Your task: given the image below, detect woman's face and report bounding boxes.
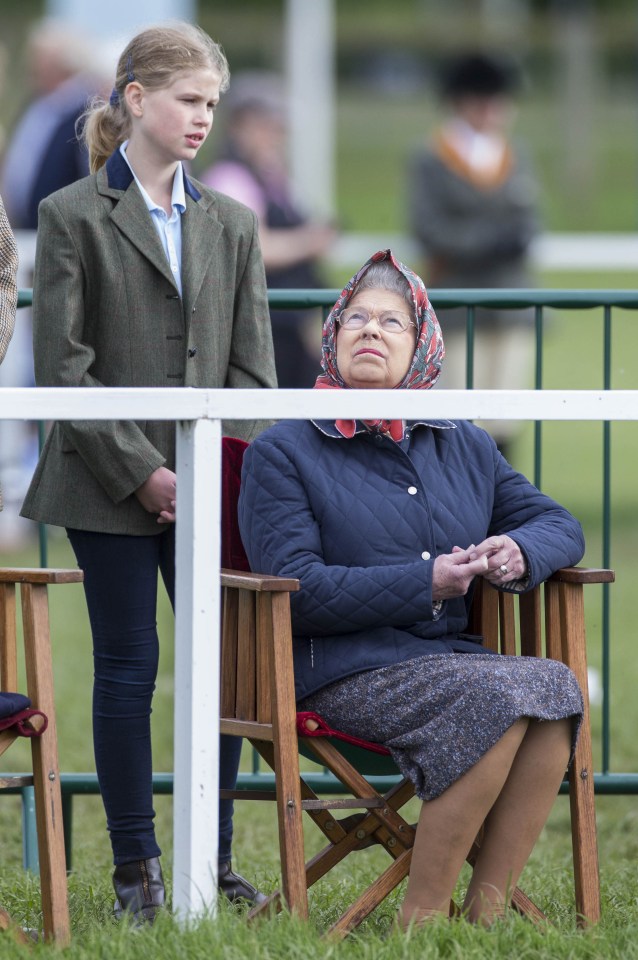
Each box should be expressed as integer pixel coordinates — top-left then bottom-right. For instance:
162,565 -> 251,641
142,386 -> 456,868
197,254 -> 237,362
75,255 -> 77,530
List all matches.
232,110 -> 286,171
455,94 -> 515,134
335,288 -> 417,390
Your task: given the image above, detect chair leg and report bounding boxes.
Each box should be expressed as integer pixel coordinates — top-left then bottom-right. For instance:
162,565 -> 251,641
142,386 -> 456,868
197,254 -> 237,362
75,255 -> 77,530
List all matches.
251,740 -> 308,918
303,778 -> 415,890
558,582 -> 601,925
0,907 -> 32,945
265,593 -> 310,919
20,583 -> 70,945
568,757 -> 600,926
327,847 -> 413,940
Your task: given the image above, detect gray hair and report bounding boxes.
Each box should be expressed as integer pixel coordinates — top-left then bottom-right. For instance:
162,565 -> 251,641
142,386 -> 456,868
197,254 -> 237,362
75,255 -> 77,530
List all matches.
353,262 -> 413,310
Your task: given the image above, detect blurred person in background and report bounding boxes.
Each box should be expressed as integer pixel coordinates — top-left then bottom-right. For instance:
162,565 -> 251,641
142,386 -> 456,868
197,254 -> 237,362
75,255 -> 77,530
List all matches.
201,72 -> 338,388
0,195 -> 18,514
0,19 -> 113,549
407,51 -> 540,461
0,18 -> 103,230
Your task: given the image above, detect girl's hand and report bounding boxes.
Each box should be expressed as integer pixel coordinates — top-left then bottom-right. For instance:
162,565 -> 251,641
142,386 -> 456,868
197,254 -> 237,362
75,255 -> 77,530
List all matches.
135,467 -> 177,524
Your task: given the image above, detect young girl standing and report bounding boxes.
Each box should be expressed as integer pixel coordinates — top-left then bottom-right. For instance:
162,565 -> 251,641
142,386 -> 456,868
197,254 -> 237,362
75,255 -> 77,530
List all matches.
21,22 -> 276,924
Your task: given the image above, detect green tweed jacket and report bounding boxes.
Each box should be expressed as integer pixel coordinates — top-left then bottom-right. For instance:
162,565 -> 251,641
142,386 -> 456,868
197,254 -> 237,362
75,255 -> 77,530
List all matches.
0,194 -> 18,512
21,150 -> 277,534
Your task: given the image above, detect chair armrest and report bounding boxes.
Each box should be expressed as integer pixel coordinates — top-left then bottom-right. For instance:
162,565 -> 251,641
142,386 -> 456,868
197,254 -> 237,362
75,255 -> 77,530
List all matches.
549,566 -> 615,585
0,568 -> 84,584
221,568 -> 300,592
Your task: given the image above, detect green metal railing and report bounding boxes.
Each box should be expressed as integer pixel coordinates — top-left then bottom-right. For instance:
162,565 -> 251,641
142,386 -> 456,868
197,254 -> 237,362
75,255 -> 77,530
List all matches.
7,286 -> 637,871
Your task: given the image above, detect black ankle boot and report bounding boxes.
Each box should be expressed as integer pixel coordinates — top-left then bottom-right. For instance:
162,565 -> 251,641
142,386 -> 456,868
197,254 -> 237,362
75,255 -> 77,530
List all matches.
113,857 -> 165,924
218,861 -> 267,906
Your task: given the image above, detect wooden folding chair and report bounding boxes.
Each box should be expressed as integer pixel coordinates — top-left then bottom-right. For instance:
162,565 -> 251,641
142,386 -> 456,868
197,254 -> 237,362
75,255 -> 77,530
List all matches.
0,568 -> 83,945
219,437 -> 612,935
220,566 -> 612,936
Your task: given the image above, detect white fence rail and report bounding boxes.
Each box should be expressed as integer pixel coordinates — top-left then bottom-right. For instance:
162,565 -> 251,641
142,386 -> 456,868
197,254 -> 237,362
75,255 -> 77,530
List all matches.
1,385 -> 634,918
3,386 -> 638,422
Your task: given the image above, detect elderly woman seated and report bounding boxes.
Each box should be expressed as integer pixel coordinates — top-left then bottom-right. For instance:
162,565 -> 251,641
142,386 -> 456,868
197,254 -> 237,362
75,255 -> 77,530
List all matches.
238,250 -> 584,927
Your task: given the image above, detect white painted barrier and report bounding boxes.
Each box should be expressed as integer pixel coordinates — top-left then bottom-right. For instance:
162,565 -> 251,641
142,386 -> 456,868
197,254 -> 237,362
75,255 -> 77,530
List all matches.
2,386 -> 637,422
0,385 -> 632,918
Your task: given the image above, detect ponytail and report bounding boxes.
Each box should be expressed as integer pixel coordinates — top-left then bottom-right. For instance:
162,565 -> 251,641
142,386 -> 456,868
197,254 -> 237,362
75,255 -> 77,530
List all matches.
80,97 -> 130,173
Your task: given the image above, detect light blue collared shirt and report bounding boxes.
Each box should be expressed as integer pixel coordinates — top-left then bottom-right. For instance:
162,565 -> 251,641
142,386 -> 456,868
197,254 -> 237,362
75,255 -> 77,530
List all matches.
120,141 -> 186,297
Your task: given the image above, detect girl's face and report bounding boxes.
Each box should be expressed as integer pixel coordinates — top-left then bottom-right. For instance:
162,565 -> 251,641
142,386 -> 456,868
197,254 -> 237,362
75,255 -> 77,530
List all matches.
126,68 -> 221,166
335,289 -> 417,390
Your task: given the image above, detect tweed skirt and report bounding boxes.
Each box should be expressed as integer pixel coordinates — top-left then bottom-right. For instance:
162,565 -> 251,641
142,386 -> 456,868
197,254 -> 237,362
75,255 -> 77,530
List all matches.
298,653 -> 583,802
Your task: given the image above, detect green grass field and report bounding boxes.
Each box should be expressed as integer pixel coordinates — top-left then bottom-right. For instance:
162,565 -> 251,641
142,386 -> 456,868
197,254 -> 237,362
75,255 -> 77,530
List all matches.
2,3 -> 638,951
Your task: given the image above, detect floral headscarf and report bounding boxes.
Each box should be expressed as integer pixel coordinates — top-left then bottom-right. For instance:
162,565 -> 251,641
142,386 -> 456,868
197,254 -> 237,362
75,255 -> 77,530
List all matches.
314,249 -> 445,440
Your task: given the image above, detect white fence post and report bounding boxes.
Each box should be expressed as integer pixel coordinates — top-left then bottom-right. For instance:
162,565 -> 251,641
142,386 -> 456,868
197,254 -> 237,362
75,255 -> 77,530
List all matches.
173,416 -> 221,918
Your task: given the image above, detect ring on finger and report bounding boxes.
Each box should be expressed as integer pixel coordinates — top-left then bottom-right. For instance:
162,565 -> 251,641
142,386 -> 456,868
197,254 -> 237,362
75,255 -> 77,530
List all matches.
499,564 -> 508,575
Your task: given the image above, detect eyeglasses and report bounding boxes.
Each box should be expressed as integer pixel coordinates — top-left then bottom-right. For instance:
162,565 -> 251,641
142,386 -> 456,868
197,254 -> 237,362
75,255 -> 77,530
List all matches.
337,307 -> 415,334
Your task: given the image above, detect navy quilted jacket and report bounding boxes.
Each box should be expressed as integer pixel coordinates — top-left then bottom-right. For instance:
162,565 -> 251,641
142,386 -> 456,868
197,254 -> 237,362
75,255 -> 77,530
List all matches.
238,417 -> 585,700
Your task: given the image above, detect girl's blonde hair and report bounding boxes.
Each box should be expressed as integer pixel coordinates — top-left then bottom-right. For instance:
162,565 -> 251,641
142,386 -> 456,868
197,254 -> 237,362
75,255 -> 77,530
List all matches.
81,22 -> 230,173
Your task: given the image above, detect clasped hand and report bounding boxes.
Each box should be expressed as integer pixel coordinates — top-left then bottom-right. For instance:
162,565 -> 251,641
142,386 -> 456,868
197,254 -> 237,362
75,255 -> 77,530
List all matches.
432,535 -> 526,600
135,467 -> 177,524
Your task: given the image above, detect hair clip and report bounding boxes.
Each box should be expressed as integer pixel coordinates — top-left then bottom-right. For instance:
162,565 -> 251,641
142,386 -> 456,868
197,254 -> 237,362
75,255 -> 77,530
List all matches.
109,88 -> 120,108
126,53 -> 135,83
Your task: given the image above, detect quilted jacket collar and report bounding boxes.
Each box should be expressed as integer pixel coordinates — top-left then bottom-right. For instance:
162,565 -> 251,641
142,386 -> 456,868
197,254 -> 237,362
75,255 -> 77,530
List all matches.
311,418 -> 456,439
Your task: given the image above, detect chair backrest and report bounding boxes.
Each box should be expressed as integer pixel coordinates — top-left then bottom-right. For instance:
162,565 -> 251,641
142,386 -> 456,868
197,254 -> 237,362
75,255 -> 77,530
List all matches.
218,445 -> 308,920
220,438 -> 300,726
468,578 -> 540,656
469,567 -> 614,663
221,436 -> 250,572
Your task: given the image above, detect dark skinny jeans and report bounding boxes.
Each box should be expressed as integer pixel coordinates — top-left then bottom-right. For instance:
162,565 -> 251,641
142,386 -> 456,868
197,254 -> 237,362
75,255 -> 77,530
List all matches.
67,526 -> 241,866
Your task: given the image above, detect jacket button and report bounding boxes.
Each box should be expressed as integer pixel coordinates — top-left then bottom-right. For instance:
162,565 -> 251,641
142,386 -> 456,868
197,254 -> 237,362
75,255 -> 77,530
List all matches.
188,348 -> 197,358
408,486 -> 417,495
421,551 -> 430,560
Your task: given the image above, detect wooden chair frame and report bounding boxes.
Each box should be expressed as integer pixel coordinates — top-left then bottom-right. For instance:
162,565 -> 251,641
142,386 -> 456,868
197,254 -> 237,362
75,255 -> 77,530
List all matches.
220,565 -> 613,937
0,568 -> 83,946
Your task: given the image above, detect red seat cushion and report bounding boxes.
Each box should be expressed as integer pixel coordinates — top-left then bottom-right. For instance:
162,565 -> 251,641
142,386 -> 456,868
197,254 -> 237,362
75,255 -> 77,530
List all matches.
0,708 -> 48,737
